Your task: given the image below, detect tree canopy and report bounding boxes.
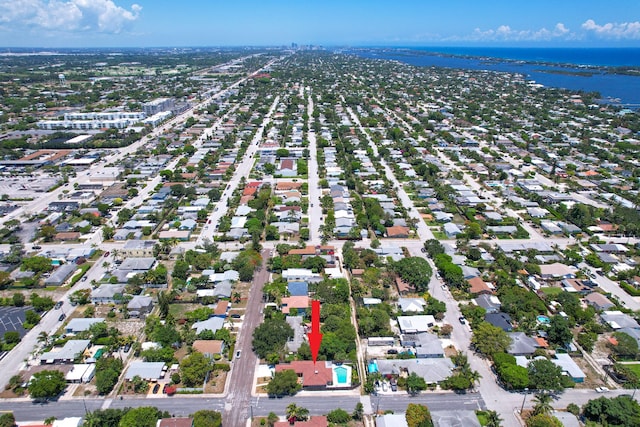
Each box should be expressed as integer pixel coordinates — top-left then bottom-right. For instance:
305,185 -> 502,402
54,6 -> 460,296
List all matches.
28,370 -> 66,400
582,395 -> 640,427
252,317 -> 294,359
527,358 -> 566,392
267,369 -> 301,397
180,351 -> 212,387
393,257 -> 432,292
405,403 -> 433,427
471,322 -> 512,357
192,410 -> 222,427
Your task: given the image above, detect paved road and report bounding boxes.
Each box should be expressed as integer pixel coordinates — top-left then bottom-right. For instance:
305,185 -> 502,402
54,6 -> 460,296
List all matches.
195,96 -> 280,248
0,391 -> 485,422
306,89 -> 323,245
578,262 -> 640,311
223,248 -> 271,427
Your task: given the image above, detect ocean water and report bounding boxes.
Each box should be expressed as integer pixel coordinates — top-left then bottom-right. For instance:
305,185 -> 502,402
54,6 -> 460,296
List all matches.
346,48 -> 640,107
407,47 -> 640,67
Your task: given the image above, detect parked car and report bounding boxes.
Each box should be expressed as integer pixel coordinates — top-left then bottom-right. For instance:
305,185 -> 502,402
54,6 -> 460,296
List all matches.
459,316 -> 466,324
152,383 -> 160,394
236,350 -> 242,359
54,301 -> 63,310
595,387 -> 609,393
58,313 -> 66,321
386,349 -> 398,355
32,245 -> 42,250
103,251 -> 110,257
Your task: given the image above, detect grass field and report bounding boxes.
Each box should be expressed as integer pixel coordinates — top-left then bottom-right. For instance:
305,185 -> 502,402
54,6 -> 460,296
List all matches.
622,363 -> 640,377
540,287 -> 563,297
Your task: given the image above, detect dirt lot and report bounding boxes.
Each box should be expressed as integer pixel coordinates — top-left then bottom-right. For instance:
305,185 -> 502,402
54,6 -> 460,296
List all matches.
204,370 -> 227,394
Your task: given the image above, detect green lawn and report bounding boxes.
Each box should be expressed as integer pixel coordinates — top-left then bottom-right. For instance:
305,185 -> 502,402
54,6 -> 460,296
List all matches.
540,287 -> 563,297
623,363 -> 640,377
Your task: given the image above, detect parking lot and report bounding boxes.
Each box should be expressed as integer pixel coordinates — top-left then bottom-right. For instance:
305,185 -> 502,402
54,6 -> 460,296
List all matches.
0,306 -> 33,338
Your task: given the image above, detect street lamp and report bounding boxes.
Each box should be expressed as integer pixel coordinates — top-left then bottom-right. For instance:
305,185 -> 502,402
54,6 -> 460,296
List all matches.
520,388 -> 529,413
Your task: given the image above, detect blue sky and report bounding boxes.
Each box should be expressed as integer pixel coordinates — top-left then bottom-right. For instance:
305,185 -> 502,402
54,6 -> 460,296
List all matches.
1,0 -> 640,47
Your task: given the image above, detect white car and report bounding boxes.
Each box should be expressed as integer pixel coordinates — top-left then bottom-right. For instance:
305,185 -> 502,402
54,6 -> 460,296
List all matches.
595,387 -> 609,393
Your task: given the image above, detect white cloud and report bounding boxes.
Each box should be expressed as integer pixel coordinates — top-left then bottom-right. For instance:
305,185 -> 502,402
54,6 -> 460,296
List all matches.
0,0 -> 142,34
582,19 -> 640,39
463,22 -> 574,42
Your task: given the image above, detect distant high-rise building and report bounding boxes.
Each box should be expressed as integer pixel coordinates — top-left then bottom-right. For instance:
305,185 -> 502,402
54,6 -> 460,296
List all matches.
143,98 -> 175,116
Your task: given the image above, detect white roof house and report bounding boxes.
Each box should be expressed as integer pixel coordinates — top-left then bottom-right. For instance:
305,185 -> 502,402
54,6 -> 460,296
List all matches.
397,315 -> 436,333
65,318 -> 105,333
398,298 -> 427,313
125,361 -> 165,381
192,317 -> 225,335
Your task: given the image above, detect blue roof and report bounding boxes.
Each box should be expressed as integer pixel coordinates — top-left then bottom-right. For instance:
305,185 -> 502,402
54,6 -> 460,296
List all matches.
288,281 -> 308,296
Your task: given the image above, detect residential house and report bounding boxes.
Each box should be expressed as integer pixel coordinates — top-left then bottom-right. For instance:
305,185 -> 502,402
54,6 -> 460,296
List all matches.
127,295 -> 154,317
122,240 -> 157,258
386,226 -> 410,238
467,276 -> 493,295
485,312 -> 513,332
65,318 -> 105,334
274,360 -> 333,389
397,315 -> 435,333
507,332 -> 539,356
585,293 -> 615,311
474,294 -> 501,314
191,340 -> 225,359
192,317 -> 225,335
91,284 -> 126,304
444,223 -> 462,238
281,296 -> 309,315
157,418 -> 194,427
124,361 -> 165,381
400,332 -> 444,358
287,281 -> 309,296
40,340 -> 90,364
398,298 -> 427,313
44,263 -> 77,286
275,417 -> 328,427
539,263 -> 576,280
375,358 -> 454,385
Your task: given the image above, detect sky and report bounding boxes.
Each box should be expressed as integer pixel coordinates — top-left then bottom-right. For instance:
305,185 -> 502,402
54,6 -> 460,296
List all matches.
1,0 -> 640,48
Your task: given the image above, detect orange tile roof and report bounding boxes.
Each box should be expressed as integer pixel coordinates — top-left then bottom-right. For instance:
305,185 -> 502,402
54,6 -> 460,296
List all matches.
192,340 -> 223,355
275,416 -> 328,427
386,226 -> 410,237
276,182 -> 302,191
243,187 -> 257,196
468,276 -> 492,294
395,277 -> 413,293
281,296 -> 309,314
535,337 -> 549,348
275,361 -> 332,388
214,300 -> 229,315
289,246 -> 317,256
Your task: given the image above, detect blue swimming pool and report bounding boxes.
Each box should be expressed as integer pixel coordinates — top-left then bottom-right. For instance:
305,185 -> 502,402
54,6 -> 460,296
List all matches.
368,362 -> 378,373
537,315 -> 550,324
335,366 -> 348,384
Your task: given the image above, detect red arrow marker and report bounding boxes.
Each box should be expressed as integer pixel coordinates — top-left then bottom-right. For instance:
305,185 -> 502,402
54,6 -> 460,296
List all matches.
307,300 -> 323,365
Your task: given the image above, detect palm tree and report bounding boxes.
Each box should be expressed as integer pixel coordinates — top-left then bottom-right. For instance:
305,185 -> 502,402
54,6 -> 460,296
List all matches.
532,392 -> 553,416
286,403 -> 309,423
37,331 -> 49,346
485,410 -> 502,427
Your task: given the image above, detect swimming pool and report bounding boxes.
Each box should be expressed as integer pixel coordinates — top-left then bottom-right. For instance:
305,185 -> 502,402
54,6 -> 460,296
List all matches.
335,366 -> 348,384
368,362 -> 378,373
537,315 -> 550,324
